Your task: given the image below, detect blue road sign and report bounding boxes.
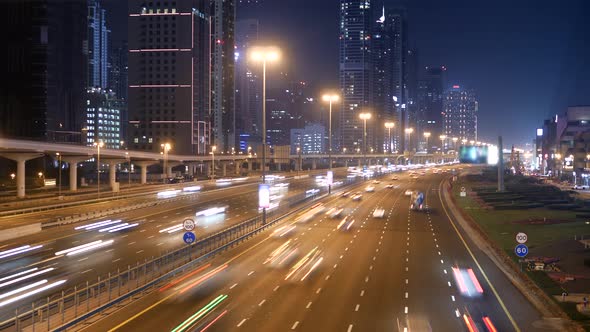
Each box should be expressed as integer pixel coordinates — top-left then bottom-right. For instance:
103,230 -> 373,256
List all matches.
515,244 -> 528,257
183,231 -> 196,244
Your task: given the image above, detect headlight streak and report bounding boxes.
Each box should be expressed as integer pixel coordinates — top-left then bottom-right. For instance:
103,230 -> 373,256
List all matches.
178,265 -> 228,294
0,280 -> 47,300
159,263 -> 212,292
0,268 -> 39,283
75,219 -> 120,230
0,268 -> 54,289
159,224 -> 184,234
55,241 -> 103,256
170,294 -> 228,332
0,280 -> 67,307
0,245 -> 43,260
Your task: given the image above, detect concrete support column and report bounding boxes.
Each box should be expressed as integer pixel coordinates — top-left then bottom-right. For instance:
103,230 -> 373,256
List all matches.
344,160 -> 348,168
358,159 -> 362,167
277,163 -> 282,172
108,161 -> 119,191
62,157 -> 88,192
248,160 -> 253,172
235,161 -> 241,175
187,163 -> 195,177
0,153 -> 43,198
222,162 -> 227,177
312,159 -> 317,170
134,161 -> 155,185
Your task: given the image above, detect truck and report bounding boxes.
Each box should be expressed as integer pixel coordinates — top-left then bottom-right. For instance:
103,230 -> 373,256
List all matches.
410,191 -> 425,211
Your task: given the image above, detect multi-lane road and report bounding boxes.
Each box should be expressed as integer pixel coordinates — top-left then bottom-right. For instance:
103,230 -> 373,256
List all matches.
79,169 -> 553,332
0,172 -> 349,322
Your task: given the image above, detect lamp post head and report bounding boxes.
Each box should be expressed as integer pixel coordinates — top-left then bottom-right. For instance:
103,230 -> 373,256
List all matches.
439,135 -> 447,140
359,112 -> 372,120
249,47 -> 281,63
384,122 -> 395,129
423,132 -> 431,138
405,128 -> 414,134
452,137 -> 458,142
322,94 -> 340,103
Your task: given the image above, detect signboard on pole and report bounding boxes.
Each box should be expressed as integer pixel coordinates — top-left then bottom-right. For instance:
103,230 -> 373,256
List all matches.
516,232 -> 528,244
183,231 -> 196,244
183,219 -> 195,231
327,171 -> 333,185
515,244 -> 528,257
258,184 -> 270,209
460,186 -> 466,197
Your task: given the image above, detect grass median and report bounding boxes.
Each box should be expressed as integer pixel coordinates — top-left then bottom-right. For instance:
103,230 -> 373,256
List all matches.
451,168 -> 590,329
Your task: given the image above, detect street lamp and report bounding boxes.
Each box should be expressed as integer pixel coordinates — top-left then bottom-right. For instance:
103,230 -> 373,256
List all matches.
93,140 -> 104,198
125,152 -> 131,187
405,128 -> 414,154
322,93 -> 339,195
56,153 -> 62,196
452,137 -> 459,152
250,46 -> 280,225
439,135 -> 447,152
461,138 -> 468,145
359,112 -> 372,168
385,122 -> 395,153
161,143 -> 171,183
423,132 -> 431,153
210,145 -> 217,180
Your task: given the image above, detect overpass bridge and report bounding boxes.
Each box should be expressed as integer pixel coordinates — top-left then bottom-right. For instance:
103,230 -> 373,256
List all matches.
0,138 -> 456,198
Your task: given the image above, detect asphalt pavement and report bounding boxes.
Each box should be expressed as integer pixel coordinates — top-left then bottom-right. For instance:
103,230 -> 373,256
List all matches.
76,169 -> 555,332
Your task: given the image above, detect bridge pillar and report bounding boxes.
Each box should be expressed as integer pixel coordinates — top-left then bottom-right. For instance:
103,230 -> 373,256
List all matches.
62,156 -> 89,192
235,161 -> 241,175
222,162 -> 227,177
135,161 -> 156,184
357,159 -> 361,167
276,162 -> 282,172
248,160 -> 253,172
312,159 -> 317,170
344,159 -> 348,168
107,160 -> 122,192
0,153 -> 43,198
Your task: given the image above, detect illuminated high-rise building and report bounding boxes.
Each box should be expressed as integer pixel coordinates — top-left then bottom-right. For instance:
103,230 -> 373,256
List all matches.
443,85 -> 478,146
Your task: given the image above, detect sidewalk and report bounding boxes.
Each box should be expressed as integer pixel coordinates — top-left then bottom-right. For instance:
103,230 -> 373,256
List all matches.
440,178 -> 585,331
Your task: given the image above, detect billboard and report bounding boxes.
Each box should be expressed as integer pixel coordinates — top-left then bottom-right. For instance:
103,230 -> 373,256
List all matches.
258,184 -> 270,209
459,146 -> 498,165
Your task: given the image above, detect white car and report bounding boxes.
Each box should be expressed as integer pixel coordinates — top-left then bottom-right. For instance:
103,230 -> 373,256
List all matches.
351,194 -> 362,201
365,186 -> 375,192
372,180 -> 380,184
385,184 -> 394,189
404,189 -> 413,196
373,208 -> 385,218
573,185 -> 589,190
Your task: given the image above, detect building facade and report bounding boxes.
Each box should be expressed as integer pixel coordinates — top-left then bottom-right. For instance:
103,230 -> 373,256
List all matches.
211,0 -> 236,153
443,85 -> 477,147
87,0 -> 110,89
290,123 -> 326,154
417,66 -> 446,152
339,0 -> 373,153
128,0 -> 211,155
85,88 -> 121,149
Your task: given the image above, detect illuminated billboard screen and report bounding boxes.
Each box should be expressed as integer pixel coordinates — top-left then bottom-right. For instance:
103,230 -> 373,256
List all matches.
459,146 -> 489,164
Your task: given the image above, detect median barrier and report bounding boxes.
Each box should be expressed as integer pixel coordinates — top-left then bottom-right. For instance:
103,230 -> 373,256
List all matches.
0,223 -> 42,242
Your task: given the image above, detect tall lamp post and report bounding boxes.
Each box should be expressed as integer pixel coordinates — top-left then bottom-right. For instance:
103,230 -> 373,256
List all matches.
250,46 -> 280,225
452,137 -> 459,154
385,122 -> 395,153
125,152 -> 131,187
56,153 -> 62,196
210,145 -> 217,180
404,128 -> 414,154
439,135 -> 447,163
161,143 -> 171,183
93,141 -> 104,198
423,132 -> 431,153
322,93 -> 339,194
359,112 -> 372,168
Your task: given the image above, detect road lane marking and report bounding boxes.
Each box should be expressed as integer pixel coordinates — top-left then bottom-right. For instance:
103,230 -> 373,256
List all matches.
81,269 -> 92,274
404,306 -> 408,314
405,292 -> 408,299
136,250 -> 144,254
325,275 -> 330,281
316,288 -> 321,294
306,301 -> 312,309
112,258 -> 121,263
355,304 -> 360,311
78,257 -> 88,262
291,321 -> 299,329
128,242 -> 136,245
360,290 -> 365,296
347,325 -> 353,332
237,318 -> 247,327
248,270 -> 254,276
148,235 -> 155,239
273,285 -> 279,291
258,299 -> 266,306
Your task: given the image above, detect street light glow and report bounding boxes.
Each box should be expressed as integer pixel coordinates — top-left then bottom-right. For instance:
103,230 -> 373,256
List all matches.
405,128 -> 414,134
359,112 -> 371,120
322,94 -> 339,102
384,122 -> 395,129
249,47 -> 280,62
423,132 -> 431,138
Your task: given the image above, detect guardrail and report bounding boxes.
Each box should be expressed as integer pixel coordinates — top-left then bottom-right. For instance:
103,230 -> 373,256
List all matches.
0,175 -> 366,332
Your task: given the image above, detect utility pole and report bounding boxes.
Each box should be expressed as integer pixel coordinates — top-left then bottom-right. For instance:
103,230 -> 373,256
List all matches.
498,136 -> 505,192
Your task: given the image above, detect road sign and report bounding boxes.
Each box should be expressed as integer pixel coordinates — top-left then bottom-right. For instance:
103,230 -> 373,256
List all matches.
183,231 -> 196,244
460,187 -> 467,197
516,232 -> 528,244
183,219 -> 195,231
327,171 -> 333,185
259,184 -> 270,209
515,244 -> 528,257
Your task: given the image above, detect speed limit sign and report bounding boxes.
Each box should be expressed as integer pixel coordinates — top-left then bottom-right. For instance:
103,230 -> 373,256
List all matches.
516,232 -> 528,244
183,219 -> 196,231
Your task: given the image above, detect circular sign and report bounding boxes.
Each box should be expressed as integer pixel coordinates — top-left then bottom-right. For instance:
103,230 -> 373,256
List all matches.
516,232 -> 528,244
515,244 -> 529,257
183,231 -> 196,244
460,187 -> 466,192
183,219 -> 196,231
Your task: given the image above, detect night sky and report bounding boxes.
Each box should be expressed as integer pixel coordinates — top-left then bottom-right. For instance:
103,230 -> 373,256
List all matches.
105,0 -> 590,147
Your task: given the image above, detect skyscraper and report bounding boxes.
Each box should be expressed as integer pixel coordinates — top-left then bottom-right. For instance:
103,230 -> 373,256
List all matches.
339,0 -> 373,152
443,85 -> 478,146
85,87 -> 121,149
0,0 -> 87,142
211,0 -> 236,153
388,8 -> 409,152
417,66 -> 446,151
87,0 -> 110,89
235,19 -> 260,149
128,0 -> 211,155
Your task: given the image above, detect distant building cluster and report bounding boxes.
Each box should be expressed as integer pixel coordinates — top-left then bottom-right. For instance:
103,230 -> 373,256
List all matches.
338,0 -> 478,155
534,106 -> 590,185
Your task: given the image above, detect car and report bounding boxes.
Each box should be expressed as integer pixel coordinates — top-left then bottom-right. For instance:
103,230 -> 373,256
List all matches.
404,189 -> 413,196
573,185 -> 589,190
168,176 -> 185,183
365,186 -> 375,192
391,176 -> 399,180
336,216 -> 355,231
325,207 -> 344,218
385,184 -> 394,188
452,266 -> 484,297
373,208 -> 385,218
341,191 -> 351,197
264,240 -> 299,268
284,247 -> 323,282
351,194 -> 362,201
372,180 -> 380,184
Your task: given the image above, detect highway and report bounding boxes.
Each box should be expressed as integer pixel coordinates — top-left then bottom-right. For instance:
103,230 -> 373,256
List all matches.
80,169 -> 551,332
0,171 -> 349,321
